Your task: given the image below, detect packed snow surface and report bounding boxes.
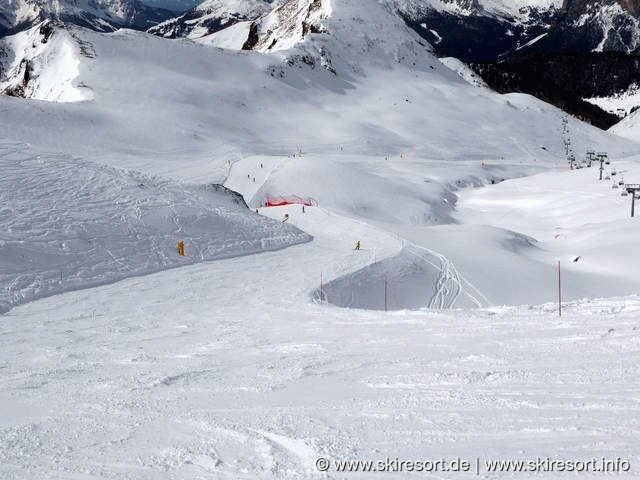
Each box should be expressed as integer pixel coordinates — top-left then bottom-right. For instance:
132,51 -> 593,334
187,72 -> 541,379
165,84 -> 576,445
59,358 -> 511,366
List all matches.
0,140 -> 310,313
1,0 -> 640,477
1,236 -> 639,478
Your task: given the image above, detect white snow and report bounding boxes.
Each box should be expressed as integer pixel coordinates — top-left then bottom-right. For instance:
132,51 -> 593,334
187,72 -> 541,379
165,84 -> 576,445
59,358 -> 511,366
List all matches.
454,158 -> 640,303
516,32 -> 548,51
1,0 -> 640,477
612,106 -> 640,141
1,229 -> 639,478
251,0 -> 331,53
480,0 -> 561,18
0,23 -> 93,102
428,27 -> 441,44
195,19 -> 252,48
0,140 -> 310,313
439,57 -> 488,88
399,0 -> 561,20
0,0 -> 40,30
585,83 -> 640,118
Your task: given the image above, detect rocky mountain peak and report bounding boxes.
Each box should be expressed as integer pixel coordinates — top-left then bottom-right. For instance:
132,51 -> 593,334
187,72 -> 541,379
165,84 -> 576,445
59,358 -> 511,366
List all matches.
563,0 -> 640,17
0,0 -> 174,36
149,0 -> 330,52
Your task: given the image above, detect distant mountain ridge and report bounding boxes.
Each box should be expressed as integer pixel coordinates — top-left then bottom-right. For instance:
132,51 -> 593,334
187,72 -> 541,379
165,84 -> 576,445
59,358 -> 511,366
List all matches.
3,0 -> 640,130
563,0 -> 640,18
4,0 -> 640,55
148,0 -> 330,53
147,0 -> 274,40
0,0 -> 174,36
400,0 -> 640,60
394,0 -> 640,127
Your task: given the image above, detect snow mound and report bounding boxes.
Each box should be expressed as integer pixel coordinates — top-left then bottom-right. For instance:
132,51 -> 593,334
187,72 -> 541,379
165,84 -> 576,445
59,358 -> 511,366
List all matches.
0,141 -> 311,313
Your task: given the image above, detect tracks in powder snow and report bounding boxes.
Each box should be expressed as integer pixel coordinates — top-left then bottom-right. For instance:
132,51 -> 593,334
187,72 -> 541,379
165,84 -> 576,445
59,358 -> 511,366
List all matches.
406,245 -> 490,309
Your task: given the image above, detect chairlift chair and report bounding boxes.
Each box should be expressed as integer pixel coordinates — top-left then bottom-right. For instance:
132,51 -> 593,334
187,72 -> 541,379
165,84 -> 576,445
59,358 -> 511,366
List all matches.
622,191 -> 629,196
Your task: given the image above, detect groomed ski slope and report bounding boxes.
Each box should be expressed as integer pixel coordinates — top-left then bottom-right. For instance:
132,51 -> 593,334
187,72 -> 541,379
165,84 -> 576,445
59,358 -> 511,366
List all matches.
3,143 -> 640,479
1,0 -> 640,477
1,201 -> 639,479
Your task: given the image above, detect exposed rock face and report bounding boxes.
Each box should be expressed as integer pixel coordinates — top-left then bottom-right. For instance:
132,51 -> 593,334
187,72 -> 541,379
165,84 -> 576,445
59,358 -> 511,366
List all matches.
400,0 -> 640,60
563,0 -> 640,18
148,0 -> 274,39
149,0 -> 330,53
249,0 -> 330,52
471,52 -> 629,129
0,21 -> 95,102
396,0 -> 640,128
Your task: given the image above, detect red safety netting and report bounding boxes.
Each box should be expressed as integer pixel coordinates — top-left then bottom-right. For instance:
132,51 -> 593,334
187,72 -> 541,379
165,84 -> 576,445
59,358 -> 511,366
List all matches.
265,194 -> 318,207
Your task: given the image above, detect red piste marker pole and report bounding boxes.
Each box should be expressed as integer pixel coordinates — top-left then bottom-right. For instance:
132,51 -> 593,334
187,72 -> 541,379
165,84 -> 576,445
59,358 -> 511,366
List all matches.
384,274 -> 388,312
557,261 -> 562,318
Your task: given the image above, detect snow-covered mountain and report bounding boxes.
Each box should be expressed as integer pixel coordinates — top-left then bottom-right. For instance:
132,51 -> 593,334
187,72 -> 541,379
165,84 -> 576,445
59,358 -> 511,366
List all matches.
2,1 -> 640,477
137,0 -> 201,11
0,0 -> 174,35
147,0 -> 274,39
555,0 -> 640,52
0,22 -> 94,101
401,0 -> 640,59
387,0 -> 640,128
149,0 -> 330,53
140,0 -> 640,61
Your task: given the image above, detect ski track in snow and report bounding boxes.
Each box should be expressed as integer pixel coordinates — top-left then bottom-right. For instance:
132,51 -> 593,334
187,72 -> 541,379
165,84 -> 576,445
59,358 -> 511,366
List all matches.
407,244 -> 491,309
405,245 -> 464,309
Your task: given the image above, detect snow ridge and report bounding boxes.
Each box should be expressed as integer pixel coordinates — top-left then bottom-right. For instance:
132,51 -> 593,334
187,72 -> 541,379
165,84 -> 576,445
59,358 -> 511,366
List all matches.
0,22 -> 93,102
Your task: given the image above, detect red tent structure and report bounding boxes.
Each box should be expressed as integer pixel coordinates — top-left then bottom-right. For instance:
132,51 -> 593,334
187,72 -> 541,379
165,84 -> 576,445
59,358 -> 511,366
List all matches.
265,194 -> 318,207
